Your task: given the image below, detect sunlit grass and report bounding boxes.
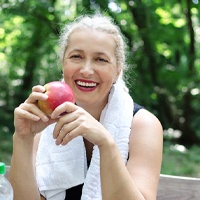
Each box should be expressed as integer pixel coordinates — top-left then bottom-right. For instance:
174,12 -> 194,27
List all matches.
161,142 -> 200,177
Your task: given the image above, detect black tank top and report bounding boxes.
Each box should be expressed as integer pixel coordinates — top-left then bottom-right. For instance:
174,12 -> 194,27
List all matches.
65,103 -> 144,200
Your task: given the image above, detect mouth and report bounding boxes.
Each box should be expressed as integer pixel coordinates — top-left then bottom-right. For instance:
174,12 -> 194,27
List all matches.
75,80 -> 98,91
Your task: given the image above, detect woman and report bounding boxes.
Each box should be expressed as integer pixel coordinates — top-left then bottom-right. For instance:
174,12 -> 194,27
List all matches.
9,14 -> 163,200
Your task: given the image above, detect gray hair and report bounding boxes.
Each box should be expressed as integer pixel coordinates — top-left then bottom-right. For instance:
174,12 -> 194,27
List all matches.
58,14 -> 128,71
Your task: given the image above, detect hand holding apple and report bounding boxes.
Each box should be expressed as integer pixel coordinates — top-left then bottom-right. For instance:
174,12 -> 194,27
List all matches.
38,81 -> 75,116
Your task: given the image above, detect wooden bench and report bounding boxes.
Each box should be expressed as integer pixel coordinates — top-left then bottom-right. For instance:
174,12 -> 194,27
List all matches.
157,174 -> 200,200
5,167 -> 200,199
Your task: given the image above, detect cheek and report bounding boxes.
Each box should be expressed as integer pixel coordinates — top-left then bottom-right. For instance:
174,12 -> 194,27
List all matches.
103,67 -> 119,81
62,68 -> 75,85
62,66 -> 75,77
100,72 -> 117,86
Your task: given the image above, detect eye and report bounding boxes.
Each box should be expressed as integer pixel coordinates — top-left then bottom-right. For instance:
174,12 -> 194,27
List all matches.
95,57 -> 108,63
70,54 -> 82,59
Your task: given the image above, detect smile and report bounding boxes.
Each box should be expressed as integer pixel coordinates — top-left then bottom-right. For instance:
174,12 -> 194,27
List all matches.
75,80 -> 98,92
76,80 -> 97,88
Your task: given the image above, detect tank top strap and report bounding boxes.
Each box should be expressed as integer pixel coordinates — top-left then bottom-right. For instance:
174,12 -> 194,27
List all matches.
133,103 -> 144,116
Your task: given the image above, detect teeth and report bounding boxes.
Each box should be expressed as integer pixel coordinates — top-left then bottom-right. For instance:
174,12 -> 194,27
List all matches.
77,81 -> 97,87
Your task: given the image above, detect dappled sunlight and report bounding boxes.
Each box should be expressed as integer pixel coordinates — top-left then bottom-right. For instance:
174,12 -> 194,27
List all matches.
108,2 -> 121,13
191,88 -> 200,95
193,0 -> 198,4
164,128 -> 182,139
170,144 -> 187,153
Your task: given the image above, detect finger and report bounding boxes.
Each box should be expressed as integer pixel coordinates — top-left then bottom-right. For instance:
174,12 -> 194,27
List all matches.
19,103 -> 49,122
51,102 -> 78,119
32,85 -> 46,93
53,113 -> 77,139
25,91 -> 48,104
61,124 -> 86,145
55,125 -> 73,146
61,130 -> 77,145
57,124 -> 79,146
15,107 -> 41,122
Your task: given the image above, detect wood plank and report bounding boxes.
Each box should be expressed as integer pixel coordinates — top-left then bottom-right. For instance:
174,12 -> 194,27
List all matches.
157,174 -> 200,200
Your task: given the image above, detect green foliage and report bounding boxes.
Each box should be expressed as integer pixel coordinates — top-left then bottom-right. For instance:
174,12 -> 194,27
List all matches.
161,143 -> 200,177
0,128 -> 13,165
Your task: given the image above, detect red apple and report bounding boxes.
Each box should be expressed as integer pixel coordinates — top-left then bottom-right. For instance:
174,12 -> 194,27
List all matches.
38,81 -> 75,116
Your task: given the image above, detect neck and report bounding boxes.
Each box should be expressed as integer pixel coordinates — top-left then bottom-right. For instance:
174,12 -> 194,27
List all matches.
76,101 -> 107,121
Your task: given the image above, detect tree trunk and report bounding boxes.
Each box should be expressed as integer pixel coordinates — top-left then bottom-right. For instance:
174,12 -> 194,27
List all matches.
178,0 -> 199,145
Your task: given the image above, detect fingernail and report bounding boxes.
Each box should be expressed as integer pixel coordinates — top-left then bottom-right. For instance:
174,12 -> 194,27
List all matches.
51,113 -> 60,120
51,113 -> 56,119
43,116 -> 49,122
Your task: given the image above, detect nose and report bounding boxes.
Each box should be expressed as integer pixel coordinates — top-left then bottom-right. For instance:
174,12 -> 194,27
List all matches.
80,61 -> 94,77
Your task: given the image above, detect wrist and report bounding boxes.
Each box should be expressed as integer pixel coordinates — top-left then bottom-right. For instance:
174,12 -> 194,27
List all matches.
12,133 -> 35,160
98,135 -> 115,151
13,132 -> 35,145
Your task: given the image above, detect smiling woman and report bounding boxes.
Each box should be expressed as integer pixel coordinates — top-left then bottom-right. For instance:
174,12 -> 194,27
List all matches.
9,14 -> 163,200
62,28 -> 120,109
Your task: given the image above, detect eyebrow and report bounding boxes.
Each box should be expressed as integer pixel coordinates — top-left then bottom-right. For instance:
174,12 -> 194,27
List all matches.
68,49 -> 111,58
96,52 -> 111,58
67,49 -> 83,54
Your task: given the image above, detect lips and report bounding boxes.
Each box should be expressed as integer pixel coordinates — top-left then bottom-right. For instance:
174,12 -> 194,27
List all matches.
76,80 -> 97,87
75,79 -> 98,92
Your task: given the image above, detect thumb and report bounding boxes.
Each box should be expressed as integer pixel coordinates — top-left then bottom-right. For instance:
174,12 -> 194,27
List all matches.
51,101 -> 77,119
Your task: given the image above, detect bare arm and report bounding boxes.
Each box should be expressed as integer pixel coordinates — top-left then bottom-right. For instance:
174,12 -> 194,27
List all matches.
99,109 -> 163,200
50,103 -> 163,200
9,133 -> 42,200
8,85 -> 55,200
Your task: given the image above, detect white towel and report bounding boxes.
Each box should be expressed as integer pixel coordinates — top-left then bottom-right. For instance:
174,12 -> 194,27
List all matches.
36,79 -> 134,200
36,126 -> 87,199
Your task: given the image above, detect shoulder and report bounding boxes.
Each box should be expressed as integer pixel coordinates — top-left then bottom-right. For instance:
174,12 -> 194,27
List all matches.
132,108 -> 162,131
129,108 -> 163,158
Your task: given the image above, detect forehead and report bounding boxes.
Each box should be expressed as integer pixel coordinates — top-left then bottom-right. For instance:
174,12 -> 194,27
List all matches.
67,28 -> 116,54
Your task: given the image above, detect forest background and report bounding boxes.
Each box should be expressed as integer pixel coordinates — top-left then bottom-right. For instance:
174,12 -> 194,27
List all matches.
1,0 -> 200,177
